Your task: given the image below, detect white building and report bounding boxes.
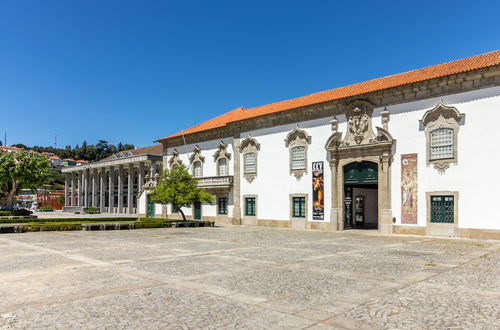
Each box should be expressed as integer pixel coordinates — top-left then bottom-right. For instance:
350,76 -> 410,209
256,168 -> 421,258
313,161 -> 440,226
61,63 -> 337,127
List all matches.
66,50 -> 500,239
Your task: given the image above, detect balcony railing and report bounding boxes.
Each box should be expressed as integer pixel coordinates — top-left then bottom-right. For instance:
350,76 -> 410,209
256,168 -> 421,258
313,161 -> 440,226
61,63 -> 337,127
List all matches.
196,176 -> 233,189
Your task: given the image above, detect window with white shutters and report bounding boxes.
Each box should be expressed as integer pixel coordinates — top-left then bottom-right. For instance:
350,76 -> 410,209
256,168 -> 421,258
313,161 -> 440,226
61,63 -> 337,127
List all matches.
218,158 -> 228,176
291,146 -> 306,170
244,152 -> 256,174
430,128 -> 453,160
193,161 -> 202,178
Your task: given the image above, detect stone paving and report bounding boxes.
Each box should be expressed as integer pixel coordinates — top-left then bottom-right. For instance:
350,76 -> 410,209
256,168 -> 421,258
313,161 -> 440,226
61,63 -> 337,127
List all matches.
0,226 -> 498,329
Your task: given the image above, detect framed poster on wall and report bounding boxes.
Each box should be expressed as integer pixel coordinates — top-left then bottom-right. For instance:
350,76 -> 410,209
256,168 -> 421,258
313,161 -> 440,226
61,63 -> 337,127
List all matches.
312,161 -> 324,220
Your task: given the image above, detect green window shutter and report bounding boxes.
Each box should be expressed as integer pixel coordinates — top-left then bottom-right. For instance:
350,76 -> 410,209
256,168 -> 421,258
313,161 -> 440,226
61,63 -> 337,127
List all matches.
430,195 -> 454,223
245,198 -> 255,216
293,197 -> 305,218
218,198 -> 227,215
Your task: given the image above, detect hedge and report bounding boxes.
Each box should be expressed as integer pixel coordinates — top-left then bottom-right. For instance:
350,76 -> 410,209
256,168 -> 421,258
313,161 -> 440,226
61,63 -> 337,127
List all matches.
0,217 -> 138,224
0,209 -> 33,216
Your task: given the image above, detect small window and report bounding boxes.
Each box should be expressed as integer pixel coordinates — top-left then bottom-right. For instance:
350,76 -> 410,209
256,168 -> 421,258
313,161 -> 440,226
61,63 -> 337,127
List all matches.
218,158 -> 228,176
245,197 -> 256,216
244,152 -> 256,174
292,197 -> 306,218
430,128 -> 453,160
291,146 -> 306,170
218,197 -> 228,215
193,161 -> 202,178
430,195 -> 454,223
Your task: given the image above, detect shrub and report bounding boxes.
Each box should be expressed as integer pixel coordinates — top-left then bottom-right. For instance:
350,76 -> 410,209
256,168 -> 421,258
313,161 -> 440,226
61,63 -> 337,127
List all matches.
38,206 -> 54,212
84,207 -> 100,214
0,209 -> 32,216
27,223 -> 82,231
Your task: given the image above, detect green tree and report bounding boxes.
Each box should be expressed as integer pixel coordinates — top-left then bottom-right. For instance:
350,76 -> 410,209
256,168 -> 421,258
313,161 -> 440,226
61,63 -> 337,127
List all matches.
0,151 -> 49,209
149,165 -> 213,221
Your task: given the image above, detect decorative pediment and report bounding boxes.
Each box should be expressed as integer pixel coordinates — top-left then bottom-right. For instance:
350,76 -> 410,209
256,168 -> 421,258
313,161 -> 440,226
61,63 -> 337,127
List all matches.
213,141 -> 231,161
189,145 -> 205,164
342,100 -> 377,146
284,126 -> 311,147
420,101 -> 465,127
239,135 -> 260,152
168,149 -> 183,167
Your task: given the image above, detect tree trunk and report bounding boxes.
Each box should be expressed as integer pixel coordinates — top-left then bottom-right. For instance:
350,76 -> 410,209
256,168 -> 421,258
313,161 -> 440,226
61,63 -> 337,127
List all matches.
5,181 -> 17,210
5,190 -> 15,210
178,208 -> 186,221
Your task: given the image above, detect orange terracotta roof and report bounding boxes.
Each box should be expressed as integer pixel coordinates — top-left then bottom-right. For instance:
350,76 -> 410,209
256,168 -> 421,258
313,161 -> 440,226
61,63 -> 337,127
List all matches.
158,50 -> 500,141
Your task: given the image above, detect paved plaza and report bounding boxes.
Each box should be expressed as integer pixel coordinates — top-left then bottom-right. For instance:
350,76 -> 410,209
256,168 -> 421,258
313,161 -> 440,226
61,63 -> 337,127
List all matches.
0,226 -> 499,329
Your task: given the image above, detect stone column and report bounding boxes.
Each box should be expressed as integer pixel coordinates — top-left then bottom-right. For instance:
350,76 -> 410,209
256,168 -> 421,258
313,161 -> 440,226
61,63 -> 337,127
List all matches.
71,173 -> 76,206
127,163 -> 134,214
232,133 -> 242,225
91,169 -> 98,207
78,171 -> 83,206
108,166 -> 115,213
138,162 -> 145,189
117,165 -> 124,213
83,169 -> 89,207
100,169 -> 106,213
64,174 -> 70,207
150,160 -> 157,178
329,159 -> 340,231
378,153 -> 393,234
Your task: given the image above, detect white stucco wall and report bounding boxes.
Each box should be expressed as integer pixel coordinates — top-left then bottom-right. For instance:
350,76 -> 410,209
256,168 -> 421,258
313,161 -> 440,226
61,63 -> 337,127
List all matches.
239,86 -> 500,230
389,86 -> 500,230
157,85 -> 500,230
240,117 -> 334,222
165,138 -> 234,218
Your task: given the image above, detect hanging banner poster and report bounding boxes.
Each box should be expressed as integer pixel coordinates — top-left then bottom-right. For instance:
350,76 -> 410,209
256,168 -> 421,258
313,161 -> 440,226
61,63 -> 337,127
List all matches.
312,161 -> 324,220
401,153 -> 418,224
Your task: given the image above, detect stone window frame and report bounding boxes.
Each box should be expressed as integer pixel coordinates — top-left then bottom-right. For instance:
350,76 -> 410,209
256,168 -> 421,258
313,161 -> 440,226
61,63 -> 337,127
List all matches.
285,126 -> 311,179
239,136 -> 260,183
420,101 -> 465,174
168,149 -> 183,168
289,193 -> 308,221
243,194 -> 258,218
426,191 -> 459,236
213,141 -> 231,176
189,145 -> 205,177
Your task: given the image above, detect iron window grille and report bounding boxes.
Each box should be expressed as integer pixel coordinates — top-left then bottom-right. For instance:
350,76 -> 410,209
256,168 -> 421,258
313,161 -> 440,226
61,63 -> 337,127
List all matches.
292,197 -> 306,218
430,195 -> 454,223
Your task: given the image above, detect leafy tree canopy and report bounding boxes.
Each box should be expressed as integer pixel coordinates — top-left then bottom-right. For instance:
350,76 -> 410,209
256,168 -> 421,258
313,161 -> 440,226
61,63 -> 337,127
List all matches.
150,165 -> 213,221
0,151 -> 49,209
9,140 -> 135,163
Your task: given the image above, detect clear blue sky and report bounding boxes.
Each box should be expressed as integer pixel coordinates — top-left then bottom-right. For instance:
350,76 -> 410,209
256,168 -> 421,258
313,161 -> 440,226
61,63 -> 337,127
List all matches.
0,0 -> 498,148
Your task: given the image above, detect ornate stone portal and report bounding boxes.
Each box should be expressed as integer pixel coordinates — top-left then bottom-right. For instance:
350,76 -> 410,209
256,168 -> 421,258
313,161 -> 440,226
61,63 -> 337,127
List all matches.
325,100 -> 396,234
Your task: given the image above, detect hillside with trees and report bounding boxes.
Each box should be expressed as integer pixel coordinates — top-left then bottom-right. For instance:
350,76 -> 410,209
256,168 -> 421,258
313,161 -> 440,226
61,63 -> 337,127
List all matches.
12,140 -> 135,162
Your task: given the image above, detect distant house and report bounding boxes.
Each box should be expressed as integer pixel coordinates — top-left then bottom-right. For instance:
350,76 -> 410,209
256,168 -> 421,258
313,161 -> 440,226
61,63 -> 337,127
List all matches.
75,160 -> 88,166
48,156 -> 62,167
0,146 -> 23,153
61,158 -> 76,167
